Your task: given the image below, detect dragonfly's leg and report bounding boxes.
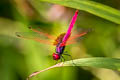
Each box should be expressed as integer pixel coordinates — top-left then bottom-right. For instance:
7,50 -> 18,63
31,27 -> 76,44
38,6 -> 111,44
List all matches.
62,56 -> 65,62
63,53 -> 76,66
64,51 -> 68,53
63,53 -> 72,60
60,56 -> 65,62
60,57 -> 62,62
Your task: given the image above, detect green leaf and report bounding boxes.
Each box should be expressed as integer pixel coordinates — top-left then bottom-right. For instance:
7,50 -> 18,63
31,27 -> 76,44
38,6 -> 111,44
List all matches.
40,0 -> 120,24
63,57 -> 120,70
27,57 -> 120,80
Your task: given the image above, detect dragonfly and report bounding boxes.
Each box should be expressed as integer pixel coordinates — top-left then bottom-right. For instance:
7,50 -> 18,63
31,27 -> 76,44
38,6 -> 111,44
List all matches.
16,10 -> 88,61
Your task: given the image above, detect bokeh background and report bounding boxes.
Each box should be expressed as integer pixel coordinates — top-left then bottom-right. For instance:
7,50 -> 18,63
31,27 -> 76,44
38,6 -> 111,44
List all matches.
0,0 -> 120,80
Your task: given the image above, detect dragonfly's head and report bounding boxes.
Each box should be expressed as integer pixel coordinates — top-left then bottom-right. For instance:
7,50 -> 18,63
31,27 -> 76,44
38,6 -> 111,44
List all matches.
53,53 -> 60,60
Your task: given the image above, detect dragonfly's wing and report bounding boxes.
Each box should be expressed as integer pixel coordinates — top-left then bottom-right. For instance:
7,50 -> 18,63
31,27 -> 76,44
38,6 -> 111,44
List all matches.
59,32 -> 87,47
68,28 -> 93,41
65,40 -> 77,45
60,32 -> 86,46
64,32 -> 86,46
68,32 -> 87,41
16,32 -> 54,45
60,29 -> 92,46
28,26 -> 56,40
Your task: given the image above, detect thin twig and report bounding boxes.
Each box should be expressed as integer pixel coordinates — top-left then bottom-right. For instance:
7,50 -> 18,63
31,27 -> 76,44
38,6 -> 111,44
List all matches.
26,62 -> 64,80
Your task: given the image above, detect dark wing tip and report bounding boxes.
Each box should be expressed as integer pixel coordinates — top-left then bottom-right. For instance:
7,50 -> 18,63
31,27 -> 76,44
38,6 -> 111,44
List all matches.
28,26 -> 32,29
15,32 -> 21,37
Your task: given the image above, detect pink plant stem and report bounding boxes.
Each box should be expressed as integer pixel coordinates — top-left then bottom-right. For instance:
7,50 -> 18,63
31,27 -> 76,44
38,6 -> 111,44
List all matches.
62,10 -> 79,42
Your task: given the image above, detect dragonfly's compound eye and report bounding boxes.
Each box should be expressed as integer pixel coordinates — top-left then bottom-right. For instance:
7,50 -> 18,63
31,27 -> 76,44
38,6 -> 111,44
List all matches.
53,53 -> 60,60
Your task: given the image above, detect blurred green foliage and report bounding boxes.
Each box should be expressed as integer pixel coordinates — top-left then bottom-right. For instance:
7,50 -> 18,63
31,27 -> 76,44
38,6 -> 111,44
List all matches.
0,0 -> 120,80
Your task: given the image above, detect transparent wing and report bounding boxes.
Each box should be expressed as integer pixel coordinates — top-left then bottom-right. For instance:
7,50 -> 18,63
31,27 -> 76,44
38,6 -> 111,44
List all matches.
60,28 -> 92,46
16,32 -> 52,45
16,26 -> 57,45
16,30 -> 57,45
68,32 -> 87,41
28,26 -> 56,40
69,28 -> 93,40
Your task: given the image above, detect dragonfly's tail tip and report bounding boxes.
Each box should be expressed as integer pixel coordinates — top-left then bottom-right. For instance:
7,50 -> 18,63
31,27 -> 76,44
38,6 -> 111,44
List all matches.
76,10 -> 79,13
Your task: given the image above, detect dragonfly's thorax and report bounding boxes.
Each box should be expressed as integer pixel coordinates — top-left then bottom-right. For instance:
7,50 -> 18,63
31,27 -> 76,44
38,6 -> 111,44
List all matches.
56,42 -> 65,55
53,33 -> 66,45
53,42 -> 65,60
